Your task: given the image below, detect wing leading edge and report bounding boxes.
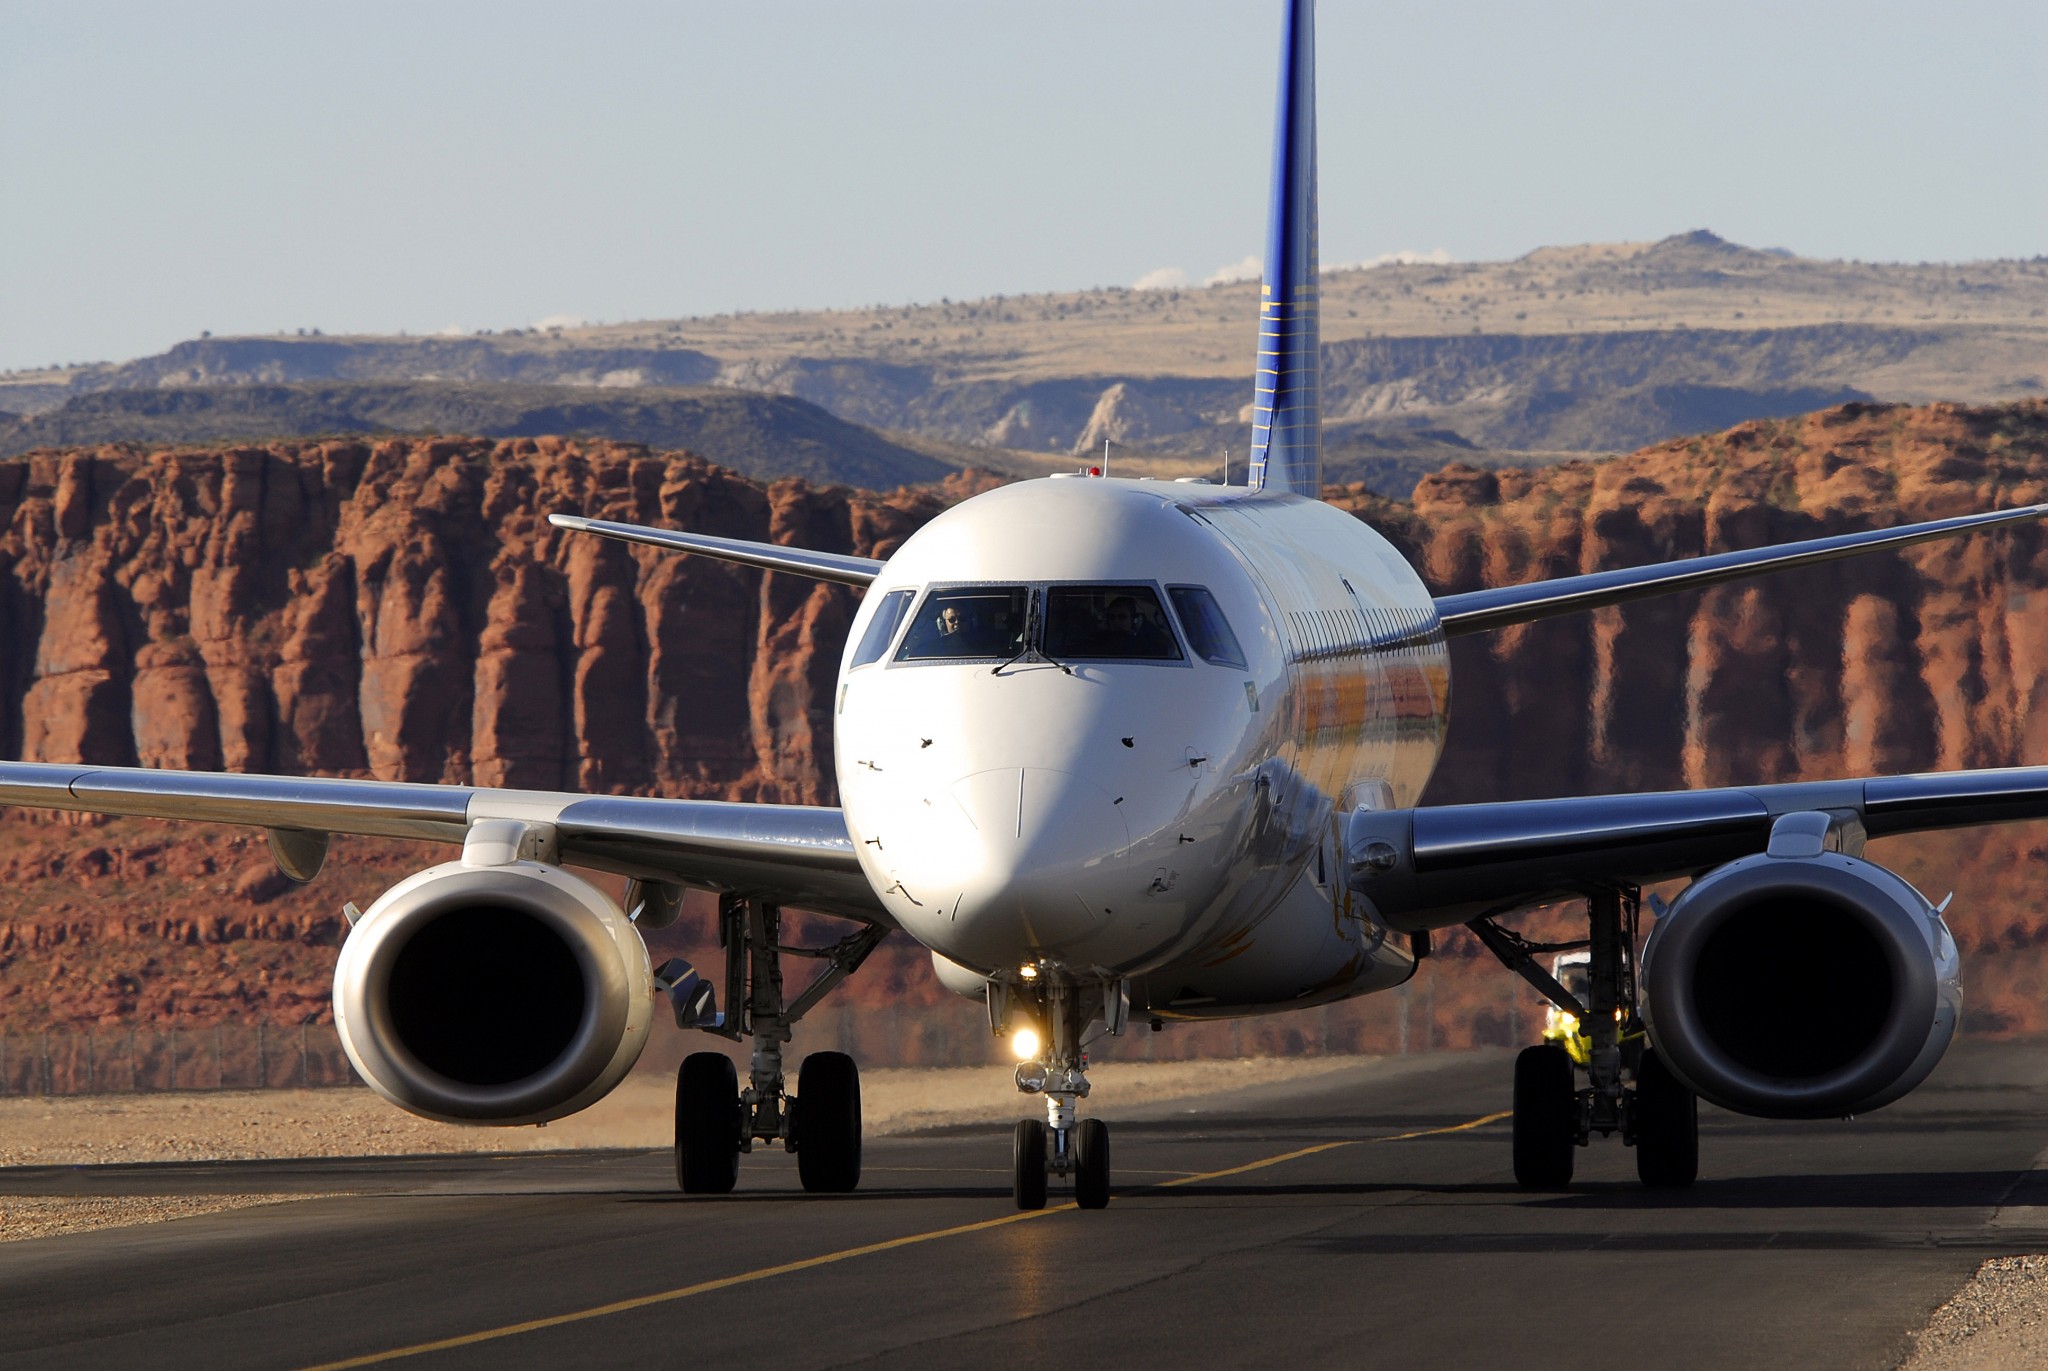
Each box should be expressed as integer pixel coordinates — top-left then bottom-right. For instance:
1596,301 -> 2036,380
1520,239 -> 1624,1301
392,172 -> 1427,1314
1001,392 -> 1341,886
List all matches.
0,762 -> 885,922
1347,767 -> 2048,931
549,514 -> 882,587
1433,503 -> 2048,638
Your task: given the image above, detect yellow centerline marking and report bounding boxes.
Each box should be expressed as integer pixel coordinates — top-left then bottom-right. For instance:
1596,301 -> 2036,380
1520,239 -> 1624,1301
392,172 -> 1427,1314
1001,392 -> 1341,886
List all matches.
295,1108 -> 1509,1371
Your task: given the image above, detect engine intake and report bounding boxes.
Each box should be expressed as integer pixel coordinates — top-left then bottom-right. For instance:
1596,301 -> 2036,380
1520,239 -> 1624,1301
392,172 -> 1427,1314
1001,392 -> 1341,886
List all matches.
333,860 -> 653,1125
1642,847 -> 1959,1119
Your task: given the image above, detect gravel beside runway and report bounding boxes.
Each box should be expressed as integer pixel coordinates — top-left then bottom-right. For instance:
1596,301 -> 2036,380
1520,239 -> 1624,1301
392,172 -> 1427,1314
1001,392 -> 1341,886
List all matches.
1903,1255 -> 2048,1370
0,1193 -> 324,1243
0,1055 -> 1360,1243
0,1054 -> 1363,1166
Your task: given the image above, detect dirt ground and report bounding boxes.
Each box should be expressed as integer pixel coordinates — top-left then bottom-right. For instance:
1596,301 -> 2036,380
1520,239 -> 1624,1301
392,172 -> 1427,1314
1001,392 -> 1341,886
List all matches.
0,1056 -> 1350,1241
1901,1255 -> 2048,1371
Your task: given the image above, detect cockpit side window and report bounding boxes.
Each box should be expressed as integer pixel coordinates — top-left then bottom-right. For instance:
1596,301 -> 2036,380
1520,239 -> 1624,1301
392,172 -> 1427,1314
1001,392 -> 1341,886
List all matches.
850,588 -> 916,668
896,585 -> 1030,660
1167,586 -> 1248,669
1042,585 -> 1184,661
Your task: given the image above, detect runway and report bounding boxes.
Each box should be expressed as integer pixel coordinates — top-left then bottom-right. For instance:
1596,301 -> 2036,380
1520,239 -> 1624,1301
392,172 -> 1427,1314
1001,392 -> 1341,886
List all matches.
5,1040 -> 2048,1371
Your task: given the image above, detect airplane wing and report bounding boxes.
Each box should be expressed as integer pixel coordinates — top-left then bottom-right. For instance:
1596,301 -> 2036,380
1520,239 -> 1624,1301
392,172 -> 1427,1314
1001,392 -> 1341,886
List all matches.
548,514 -> 883,587
551,491 -> 2048,617
1346,767 -> 2048,928
1432,503 -> 2048,637
0,761 -> 885,922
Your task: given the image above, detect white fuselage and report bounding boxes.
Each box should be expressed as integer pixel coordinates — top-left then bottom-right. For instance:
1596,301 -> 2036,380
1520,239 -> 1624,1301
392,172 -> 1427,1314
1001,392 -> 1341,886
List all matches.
833,476 -> 1451,1018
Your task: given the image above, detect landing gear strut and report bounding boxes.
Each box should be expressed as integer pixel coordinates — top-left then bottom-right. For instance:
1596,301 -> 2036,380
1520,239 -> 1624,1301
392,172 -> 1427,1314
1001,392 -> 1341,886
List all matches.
1471,885 -> 1699,1189
664,894 -> 886,1195
1006,972 -> 1118,1210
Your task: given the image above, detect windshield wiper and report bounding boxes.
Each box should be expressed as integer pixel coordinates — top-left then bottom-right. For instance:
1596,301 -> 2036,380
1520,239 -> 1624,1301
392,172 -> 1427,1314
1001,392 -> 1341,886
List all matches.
991,591 -> 1070,675
991,645 -> 1072,676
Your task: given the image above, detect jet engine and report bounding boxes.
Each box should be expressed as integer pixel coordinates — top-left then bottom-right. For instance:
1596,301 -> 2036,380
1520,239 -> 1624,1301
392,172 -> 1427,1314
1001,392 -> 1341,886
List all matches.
1642,841 -> 1959,1119
333,857 -> 654,1126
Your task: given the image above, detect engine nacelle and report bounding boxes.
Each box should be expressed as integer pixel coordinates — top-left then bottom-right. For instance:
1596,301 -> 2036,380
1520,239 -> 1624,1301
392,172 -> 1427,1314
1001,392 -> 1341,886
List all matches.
1642,848 -> 1959,1119
333,859 -> 654,1125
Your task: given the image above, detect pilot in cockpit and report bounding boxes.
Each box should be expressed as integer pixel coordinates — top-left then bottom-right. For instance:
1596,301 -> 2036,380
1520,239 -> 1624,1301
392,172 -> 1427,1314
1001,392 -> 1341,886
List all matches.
1098,594 -> 1167,655
931,601 -> 1008,656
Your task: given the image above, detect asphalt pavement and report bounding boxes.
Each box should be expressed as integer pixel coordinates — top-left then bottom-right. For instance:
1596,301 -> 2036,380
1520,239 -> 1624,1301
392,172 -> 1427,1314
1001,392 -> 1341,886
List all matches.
4,1040 -> 2048,1370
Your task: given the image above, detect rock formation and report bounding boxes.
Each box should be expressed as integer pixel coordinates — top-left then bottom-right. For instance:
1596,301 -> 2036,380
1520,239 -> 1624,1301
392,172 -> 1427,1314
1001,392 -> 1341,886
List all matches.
0,436 -> 980,799
5,402 -> 2048,1046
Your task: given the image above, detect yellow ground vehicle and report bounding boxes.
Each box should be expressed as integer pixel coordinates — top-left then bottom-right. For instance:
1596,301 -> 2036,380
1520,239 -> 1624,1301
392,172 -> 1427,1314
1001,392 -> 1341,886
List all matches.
1540,950 -> 1646,1067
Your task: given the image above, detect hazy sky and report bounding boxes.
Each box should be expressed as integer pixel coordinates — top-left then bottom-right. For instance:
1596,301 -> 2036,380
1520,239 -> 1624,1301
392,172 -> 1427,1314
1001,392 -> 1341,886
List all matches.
3,1 -> 2043,373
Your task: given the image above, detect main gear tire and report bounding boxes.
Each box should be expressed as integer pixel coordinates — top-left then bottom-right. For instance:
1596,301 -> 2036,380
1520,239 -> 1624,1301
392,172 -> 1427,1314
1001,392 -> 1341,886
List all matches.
676,1052 -> 742,1195
1513,1043 -> 1577,1190
1633,1049 -> 1700,1188
793,1051 -> 863,1194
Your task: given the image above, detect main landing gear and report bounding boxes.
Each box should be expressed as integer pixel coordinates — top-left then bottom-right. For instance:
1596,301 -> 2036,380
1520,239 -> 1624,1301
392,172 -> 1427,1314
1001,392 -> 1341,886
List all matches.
659,894 -> 886,1196
1472,885 -> 1699,1190
1002,972 -> 1122,1211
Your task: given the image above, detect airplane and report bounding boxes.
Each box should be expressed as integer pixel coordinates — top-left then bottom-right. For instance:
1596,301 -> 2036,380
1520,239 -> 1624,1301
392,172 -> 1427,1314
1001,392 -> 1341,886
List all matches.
2,0 -> 2043,1212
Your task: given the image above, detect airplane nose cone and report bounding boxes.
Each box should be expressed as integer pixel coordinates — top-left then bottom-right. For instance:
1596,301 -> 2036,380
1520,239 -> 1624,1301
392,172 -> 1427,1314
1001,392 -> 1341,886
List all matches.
892,766 -> 1130,965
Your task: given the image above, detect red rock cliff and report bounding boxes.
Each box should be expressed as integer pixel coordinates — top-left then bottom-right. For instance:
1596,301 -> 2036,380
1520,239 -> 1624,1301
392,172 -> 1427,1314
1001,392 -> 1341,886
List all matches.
1374,399 -> 2048,803
0,436 -> 982,802
5,404 -> 2048,1041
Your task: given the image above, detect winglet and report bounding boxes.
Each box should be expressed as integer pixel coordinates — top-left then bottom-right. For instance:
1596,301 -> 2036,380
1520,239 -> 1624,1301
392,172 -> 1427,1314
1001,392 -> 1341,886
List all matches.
548,514 -> 883,587
1245,0 -> 1321,497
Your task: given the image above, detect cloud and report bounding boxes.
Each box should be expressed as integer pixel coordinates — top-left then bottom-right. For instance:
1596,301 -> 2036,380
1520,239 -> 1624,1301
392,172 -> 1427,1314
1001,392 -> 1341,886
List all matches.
1333,247 -> 1453,271
436,324 -> 466,337
1203,255 -> 1263,286
1133,266 -> 1188,291
533,313 -> 587,330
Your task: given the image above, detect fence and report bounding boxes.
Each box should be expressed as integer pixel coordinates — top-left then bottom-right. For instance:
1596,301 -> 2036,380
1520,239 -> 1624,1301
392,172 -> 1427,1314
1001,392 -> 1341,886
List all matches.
0,1023 -> 359,1096
0,977 -> 1525,1097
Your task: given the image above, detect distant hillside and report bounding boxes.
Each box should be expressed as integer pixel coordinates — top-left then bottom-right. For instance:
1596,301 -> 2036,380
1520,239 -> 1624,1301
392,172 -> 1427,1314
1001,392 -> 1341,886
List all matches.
0,383 -> 959,489
6,232 -> 2044,487
0,337 -> 719,415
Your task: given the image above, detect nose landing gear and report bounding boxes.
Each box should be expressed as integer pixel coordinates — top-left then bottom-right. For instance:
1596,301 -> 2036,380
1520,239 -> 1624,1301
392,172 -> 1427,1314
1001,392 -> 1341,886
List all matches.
667,895 -> 886,1195
1008,973 -> 1116,1210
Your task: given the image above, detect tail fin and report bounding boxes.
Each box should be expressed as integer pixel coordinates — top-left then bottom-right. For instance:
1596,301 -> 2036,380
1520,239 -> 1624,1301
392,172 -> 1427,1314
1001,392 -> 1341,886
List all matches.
1245,0 -> 1321,496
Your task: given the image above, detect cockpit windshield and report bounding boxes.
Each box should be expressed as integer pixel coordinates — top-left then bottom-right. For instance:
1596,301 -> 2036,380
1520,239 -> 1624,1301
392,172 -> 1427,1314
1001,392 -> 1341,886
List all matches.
1042,585 -> 1184,661
1166,586 -> 1247,668
896,586 -> 1030,660
849,588 -> 916,668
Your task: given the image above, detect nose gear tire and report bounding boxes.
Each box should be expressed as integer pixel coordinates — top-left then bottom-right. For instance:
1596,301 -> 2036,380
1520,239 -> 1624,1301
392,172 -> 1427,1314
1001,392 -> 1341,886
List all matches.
1074,1118 -> 1111,1209
1633,1049 -> 1699,1188
794,1051 -> 863,1193
1513,1044 -> 1576,1190
676,1052 -> 741,1194
1012,1119 -> 1049,1210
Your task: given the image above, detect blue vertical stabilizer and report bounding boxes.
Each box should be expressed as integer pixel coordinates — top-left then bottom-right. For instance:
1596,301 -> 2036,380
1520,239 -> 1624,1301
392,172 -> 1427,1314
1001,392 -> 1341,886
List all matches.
1246,0 -> 1320,496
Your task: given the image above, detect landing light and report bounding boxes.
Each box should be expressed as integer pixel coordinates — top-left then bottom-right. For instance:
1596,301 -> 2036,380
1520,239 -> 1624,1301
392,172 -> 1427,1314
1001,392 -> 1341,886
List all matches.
1012,1026 -> 1042,1061
1018,964 -> 1039,980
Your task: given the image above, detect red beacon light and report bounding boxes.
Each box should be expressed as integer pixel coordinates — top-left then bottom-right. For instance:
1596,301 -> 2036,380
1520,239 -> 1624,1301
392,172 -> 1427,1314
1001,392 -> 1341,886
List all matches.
1087,466 -> 1102,477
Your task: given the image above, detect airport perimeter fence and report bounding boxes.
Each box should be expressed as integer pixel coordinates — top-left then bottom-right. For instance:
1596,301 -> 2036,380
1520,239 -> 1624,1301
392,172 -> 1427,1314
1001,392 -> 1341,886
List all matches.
0,979 -> 1522,1098
0,1023 -> 360,1096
